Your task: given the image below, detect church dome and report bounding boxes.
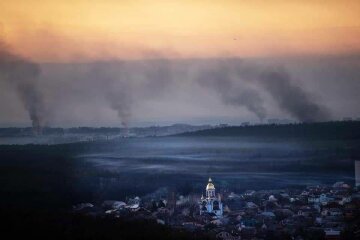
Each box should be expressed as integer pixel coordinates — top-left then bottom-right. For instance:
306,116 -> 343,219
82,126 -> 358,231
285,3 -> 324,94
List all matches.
206,177 -> 215,190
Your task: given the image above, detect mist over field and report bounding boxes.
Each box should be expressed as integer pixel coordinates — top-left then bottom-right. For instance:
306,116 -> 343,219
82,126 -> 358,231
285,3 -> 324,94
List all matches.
1,128 -> 359,208
77,136 -> 357,195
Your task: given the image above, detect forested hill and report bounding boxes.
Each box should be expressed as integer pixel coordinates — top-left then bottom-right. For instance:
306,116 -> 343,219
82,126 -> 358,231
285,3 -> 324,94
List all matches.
176,121 -> 360,140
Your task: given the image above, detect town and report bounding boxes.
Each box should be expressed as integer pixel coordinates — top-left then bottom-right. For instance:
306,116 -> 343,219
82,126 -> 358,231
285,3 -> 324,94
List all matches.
73,175 -> 360,240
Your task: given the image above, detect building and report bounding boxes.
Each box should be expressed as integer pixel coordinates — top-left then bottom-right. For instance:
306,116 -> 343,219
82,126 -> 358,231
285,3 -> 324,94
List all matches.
356,161 -> 360,187
199,178 -> 223,217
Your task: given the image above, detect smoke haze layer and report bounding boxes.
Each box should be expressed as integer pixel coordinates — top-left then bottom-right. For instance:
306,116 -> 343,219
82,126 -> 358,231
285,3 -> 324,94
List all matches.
1,39 -> 360,127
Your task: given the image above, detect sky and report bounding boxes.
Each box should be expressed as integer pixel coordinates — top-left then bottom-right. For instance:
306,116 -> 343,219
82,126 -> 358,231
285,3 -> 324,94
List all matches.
0,0 -> 360,127
2,0 -> 360,61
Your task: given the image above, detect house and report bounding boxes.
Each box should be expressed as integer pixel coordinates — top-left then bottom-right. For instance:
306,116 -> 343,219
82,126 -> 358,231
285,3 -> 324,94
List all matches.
298,206 -> 317,217
73,202 -> 94,211
323,228 -> 341,240
216,231 -> 241,240
102,200 -> 126,210
244,190 -> 256,197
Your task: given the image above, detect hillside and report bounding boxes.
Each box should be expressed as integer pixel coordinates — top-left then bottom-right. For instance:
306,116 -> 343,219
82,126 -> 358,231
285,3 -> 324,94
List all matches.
176,121 -> 360,140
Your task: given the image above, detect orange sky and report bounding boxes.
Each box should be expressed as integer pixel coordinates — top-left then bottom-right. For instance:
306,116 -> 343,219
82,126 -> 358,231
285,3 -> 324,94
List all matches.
1,0 -> 360,62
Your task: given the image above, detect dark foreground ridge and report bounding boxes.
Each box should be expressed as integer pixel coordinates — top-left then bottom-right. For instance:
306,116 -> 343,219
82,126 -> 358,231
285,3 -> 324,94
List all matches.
176,121 -> 360,140
2,209 -> 210,240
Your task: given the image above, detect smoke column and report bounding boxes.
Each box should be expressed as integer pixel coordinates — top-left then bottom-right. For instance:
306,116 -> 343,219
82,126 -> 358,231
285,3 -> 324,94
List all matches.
0,41 -> 46,133
0,48 -> 334,127
196,59 -> 331,122
107,90 -> 132,128
197,61 -> 267,121
90,59 -> 173,128
259,70 -> 331,122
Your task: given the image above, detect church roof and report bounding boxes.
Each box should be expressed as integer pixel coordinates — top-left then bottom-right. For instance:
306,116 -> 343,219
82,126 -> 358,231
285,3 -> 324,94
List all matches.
206,177 -> 215,190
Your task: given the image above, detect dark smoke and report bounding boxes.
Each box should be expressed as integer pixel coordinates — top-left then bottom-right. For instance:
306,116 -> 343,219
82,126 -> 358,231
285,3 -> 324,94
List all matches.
90,62 -> 133,128
0,48 -> 336,127
88,59 -> 173,127
0,41 -> 46,133
259,70 -> 331,122
196,61 -> 267,121
195,59 -> 331,122
222,89 -> 266,121
107,87 -> 132,128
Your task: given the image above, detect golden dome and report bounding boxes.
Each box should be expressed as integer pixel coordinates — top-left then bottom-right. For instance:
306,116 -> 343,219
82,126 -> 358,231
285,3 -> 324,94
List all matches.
206,177 -> 215,190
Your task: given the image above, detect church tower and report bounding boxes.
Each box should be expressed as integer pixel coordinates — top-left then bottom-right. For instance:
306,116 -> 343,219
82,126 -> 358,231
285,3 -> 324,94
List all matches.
200,177 -> 223,217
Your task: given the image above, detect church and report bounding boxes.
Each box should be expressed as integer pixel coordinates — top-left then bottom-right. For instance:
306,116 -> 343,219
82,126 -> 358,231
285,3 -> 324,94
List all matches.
200,178 -> 223,217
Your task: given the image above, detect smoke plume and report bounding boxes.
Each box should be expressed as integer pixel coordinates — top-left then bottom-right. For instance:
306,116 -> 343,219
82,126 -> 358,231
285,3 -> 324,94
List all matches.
0,41 -> 46,133
197,61 -> 267,121
86,59 -> 173,127
195,59 -> 332,122
0,45 -> 338,127
259,70 -> 331,122
107,86 -> 132,128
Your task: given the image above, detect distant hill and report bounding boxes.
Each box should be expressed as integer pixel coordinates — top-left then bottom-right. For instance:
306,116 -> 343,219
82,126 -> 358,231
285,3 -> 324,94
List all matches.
0,124 -> 212,138
176,121 -> 360,140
